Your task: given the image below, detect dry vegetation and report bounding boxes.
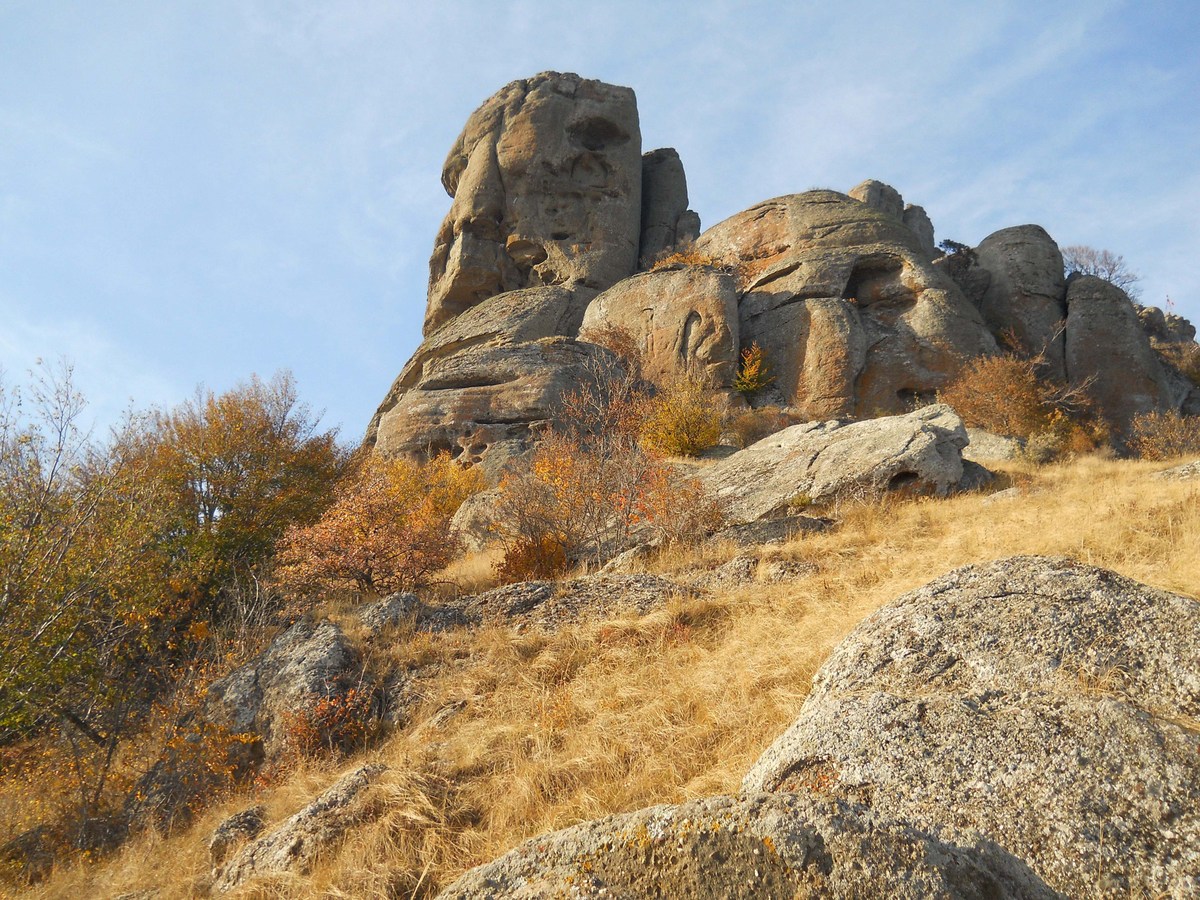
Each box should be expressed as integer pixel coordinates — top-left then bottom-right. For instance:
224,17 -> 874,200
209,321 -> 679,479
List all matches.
18,452 -> 1200,898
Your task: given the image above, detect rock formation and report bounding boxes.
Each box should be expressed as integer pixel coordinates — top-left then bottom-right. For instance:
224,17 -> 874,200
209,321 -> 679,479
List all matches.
367,71 -> 1198,470
436,793 -> 1060,899
744,556 -> 1200,898
696,404 -> 972,523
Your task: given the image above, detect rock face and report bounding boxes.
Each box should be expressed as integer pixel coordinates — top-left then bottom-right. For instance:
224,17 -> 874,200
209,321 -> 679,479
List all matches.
1064,275 -> 1175,430
425,72 -> 643,335
212,765 -> 386,893
582,264 -> 739,387
436,792 -> 1061,899
206,620 -> 361,757
638,147 -> 701,267
744,556 -> 1200,899
696,192 -> 996,419
696,405 -> 969,522
973,225 -> 1067,379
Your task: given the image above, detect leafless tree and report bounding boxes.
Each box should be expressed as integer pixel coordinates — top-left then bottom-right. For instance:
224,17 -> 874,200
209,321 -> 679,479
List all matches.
1061,245 -> 1141,300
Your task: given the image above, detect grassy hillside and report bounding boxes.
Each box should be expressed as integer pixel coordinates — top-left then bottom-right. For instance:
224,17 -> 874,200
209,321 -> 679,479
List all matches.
17,453 -> 1199,898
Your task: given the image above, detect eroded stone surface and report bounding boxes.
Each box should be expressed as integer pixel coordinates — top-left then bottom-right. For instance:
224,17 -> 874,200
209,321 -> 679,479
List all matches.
744,556 -> 1200,899
436,792 -> 1062,899
582,265 -> 739,387
696,405 -> 969,522
639,147 -> 700,267
696,192 -> 996,418
426,72 -> 643,334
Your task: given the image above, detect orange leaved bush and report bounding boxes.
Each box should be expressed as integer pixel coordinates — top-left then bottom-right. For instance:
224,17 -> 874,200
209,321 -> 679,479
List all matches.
274,452 -> 482,600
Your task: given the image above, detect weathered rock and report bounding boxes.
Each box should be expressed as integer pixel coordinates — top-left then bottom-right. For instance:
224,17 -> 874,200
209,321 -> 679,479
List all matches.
355,593 -> 422,635
696,405 -> 969,522
902,203 -> 937,258
367,285 -> 611,469
712,514 -> 833,547
1156,459 -> 1200,480
369,335 -> 618,472
963,427 -> 1020,461
849,178 -> 904,218
426,72 -> 642,335
696,193 -> 996,418
582,265 -> 739,387
212,765 -> 386,893
206,620 -> 361,757
459,574 -> 692,631
1138,304 -> 1197,344
436,792 -> 1061,899
209,806 -> 265,866
638,148 -> 701,267
745,556 -> 1200,898
1064,275 -> 1175,431
973,225 -> 1067,379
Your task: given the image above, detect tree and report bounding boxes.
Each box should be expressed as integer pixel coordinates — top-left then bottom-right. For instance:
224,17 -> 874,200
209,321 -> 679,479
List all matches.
273,452 -> 482,598
0,363 -> 171,834
1061,245 -> 1141,299
148,371 -> 345,626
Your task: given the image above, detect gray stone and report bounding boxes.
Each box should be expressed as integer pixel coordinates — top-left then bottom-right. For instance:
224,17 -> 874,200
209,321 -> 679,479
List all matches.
696,193 -> 996,419
1156,460 -> 1200,480
425,72 -> 642,335
1138,305 -> 1197,344
849,178 -> 904,218
963,427 -> 1020,461
638,148 -> 700,267
712,514 -> 833,547
902,203 -> 937,258
436,792 -> 1062,899
1064,275 -> 1174,431
209,806 -> 265,866
206,620 -> 361,757
974,225 -> 1067,379
745,556 -> 1200,899
212,765 -> 386,893
355,593 -> 422,635
696,405 -> 969,522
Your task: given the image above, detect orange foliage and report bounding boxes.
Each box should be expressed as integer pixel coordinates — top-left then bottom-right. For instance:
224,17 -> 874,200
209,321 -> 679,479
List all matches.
274,452 -> 482,600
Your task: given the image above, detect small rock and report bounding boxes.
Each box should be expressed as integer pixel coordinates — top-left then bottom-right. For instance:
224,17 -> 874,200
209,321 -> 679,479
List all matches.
209,806 -> 265,866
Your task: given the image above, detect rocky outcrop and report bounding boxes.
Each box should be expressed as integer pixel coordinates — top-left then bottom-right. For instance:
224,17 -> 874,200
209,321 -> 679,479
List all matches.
696,405 -> 969,522
212,765 -> 386,893
582,264 -> 739,387
208,806 -> 265,867
1138,304 -> 1197,344
436,792 -> 1060,899
973,225 -> 1067,379
425,72 -> 643,335
696,192 -> 996,418
1064,275 -> 1175,431
206,620 -> 362,757
638,147 -> 701,267
744,556 -> 1200,899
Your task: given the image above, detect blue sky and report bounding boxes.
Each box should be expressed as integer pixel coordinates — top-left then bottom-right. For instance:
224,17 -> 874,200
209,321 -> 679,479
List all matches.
2,0 -> 1197,438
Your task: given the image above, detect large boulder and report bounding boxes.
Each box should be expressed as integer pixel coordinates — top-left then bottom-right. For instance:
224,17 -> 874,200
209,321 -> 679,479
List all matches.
696,192 -> 996,418
1064,275 -> 1176,431
436,792 -> 1060,899
973,225 -> 1067,379
744,556 -> 1200,898
425,72 -> 643,334
212,765 -> 386,893
206,620 -> 361,757
696,404 -> 969,522
638,147 -> 701,267
367,286 -> 618,470
582,264 -> 739,387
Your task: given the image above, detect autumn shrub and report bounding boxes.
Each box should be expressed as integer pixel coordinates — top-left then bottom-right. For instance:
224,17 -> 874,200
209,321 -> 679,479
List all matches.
938,355 -> 1054,439
650,243 -> 725,271
277,688 -> 374,762
492,361 -> 725,580
732,342 -> 775,394
725,405 -> 802,448
1128,411 -> 1200,460
639,378 -> 723,457
1155,341 -> 1200,387
274,452 -> 483,601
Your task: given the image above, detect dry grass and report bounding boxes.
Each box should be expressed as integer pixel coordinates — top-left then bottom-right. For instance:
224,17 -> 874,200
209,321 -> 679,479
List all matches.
15,454 -> 1200,898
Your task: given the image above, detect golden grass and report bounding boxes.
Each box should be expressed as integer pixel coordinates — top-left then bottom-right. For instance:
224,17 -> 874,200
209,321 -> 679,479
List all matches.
15,454 -> 1200,898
